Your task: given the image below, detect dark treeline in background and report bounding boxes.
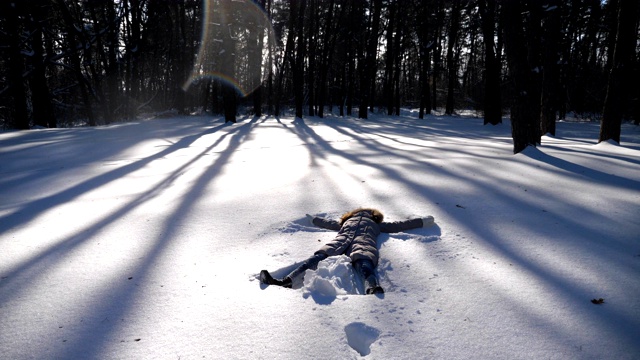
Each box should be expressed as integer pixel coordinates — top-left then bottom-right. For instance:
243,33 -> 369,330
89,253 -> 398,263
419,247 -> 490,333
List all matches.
1,0 -> 638,152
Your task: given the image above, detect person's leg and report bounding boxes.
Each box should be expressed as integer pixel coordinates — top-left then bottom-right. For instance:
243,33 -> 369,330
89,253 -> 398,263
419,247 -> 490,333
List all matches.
259,270 -> 292,287
353,259 -> 384,294
260,252 -> 328,288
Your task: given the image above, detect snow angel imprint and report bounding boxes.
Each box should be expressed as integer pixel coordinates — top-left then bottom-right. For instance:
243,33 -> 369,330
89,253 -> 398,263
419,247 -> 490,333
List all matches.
260,208 -> 435,294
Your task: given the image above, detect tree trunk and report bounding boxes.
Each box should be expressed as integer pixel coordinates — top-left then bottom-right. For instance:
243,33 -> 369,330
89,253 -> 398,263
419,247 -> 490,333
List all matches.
359,0 -> 381,119
445,1 -> 462,115
56,0 -> 96,126
527,1 -> 543,130
3,2 -> 30,129
220,0 -> 238,123
274,0 -> 297,117
540,0 -> 561,136
250,0 -> 266,117
479,0 -> 502,125
600,0 -> 638,143
503,0 -> 540,154
384,0 -> 397,115
317,0 -> 337,118
293,0 -> 307,119
172,0 -> 187,115
307,0 -> 317,117
28,2 -> 56,128
417,1 -> 432,119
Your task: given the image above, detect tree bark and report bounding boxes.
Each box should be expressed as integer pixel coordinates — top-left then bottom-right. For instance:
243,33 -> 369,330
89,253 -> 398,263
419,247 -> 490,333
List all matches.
479,0 -> 502,125
599,0 -> 638,143
502,0 -> 540,153
445,1 -> 462,115
416,1 -> 432,119
293,0 -> 307,119
317,0 -> 337,118
3,2 -> 30,129
358,0 -> 381,119
250,0 -> 267,117
384,0 -> 397,116
56,0 -> 96,126
28,2 -> 56,128
540,0 -> 561,136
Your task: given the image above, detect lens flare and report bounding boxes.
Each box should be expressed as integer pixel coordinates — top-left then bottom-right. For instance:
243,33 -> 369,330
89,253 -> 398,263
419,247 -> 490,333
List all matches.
184,0 -> 275,97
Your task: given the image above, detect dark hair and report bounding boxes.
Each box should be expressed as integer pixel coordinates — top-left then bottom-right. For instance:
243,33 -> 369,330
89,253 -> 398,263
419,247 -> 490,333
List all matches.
339,208 -> 384,225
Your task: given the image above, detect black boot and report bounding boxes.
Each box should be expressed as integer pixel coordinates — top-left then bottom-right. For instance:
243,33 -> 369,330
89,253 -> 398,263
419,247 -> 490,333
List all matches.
354,259 -> 384,295
364,275 -> 384,294
259,270 -> 292,288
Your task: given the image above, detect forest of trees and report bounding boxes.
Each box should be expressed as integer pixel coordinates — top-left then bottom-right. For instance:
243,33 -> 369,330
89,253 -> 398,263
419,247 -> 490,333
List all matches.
1,0 -> 639,153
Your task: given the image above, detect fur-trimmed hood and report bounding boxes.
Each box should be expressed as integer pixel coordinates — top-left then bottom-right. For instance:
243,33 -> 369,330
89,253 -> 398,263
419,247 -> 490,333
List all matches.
339,207 -> 384,226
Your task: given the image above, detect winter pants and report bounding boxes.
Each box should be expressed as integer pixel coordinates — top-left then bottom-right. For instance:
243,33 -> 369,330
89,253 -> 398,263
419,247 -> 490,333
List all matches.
285,253 -> 328,281
353,259 -> 381,293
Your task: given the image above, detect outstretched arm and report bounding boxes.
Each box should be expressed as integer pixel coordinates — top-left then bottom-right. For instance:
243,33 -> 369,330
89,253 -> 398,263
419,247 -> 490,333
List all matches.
306,214 -> 341,231
380,216 -> 434,233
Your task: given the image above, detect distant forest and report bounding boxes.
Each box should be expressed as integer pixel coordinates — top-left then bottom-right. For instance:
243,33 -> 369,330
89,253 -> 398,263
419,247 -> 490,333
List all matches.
1,0 -> 638,152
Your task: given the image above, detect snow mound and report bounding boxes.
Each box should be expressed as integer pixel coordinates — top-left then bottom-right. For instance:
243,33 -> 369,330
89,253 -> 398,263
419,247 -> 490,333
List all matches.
594,139 -> 620,147
303,255 -> 359,303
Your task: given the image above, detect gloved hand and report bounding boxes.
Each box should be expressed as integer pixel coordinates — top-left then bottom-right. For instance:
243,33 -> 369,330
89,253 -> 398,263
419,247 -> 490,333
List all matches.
306,214 -> 315,226
422,216 -> 435,227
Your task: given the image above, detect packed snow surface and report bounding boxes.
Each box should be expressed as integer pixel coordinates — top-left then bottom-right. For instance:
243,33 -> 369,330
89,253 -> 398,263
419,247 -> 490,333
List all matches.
1,112 -> 639,359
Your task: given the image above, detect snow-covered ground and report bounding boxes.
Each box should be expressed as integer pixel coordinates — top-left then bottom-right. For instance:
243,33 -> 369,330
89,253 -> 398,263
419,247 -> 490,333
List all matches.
1,112 -> 639,359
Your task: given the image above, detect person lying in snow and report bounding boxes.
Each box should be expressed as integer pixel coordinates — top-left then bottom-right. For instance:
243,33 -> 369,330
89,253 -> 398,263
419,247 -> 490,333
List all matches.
260,208 -> 435,294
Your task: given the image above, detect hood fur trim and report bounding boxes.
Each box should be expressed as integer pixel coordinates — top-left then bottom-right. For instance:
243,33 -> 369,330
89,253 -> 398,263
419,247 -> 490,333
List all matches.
339,208 -> 384,225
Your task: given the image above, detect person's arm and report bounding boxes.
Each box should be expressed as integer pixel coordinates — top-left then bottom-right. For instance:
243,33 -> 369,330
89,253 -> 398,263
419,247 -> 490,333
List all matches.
379,216 -> 435,233
306,214 -> 341,231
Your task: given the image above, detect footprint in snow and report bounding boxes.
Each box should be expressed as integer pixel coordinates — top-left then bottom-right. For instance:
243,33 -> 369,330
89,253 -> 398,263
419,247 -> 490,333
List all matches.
344,322 -> 381,356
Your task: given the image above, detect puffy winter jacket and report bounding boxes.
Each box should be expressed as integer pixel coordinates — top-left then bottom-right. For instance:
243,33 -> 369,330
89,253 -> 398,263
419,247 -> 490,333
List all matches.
311,210 -> 424,266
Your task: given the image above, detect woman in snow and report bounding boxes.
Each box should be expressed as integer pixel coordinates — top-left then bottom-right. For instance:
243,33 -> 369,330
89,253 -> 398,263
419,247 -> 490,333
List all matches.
260,208 -> 434,294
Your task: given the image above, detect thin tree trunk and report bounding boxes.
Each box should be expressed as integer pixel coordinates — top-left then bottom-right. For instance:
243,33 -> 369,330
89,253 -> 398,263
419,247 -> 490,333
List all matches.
540,0 -> 561,135
28,2 -> 56,128
445,1 -> 462,115
527,1 -> 543,130
293,0 -> 307,119
250,0 -> 266,117
359,0 -> 381,119
56,0 -> 96,126
307,0 -> 316,117
479,0 -> 502,125
317,0 -> 337,118
384,0 -> 396,116
220,1 -> 237,123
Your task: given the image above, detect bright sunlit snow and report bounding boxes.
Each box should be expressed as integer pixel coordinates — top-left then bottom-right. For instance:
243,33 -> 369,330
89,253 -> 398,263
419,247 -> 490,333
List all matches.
1,112 -> 639,359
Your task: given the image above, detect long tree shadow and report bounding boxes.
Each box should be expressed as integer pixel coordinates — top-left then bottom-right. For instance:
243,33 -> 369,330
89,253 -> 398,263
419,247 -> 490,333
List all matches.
0,116 -> 260,322
0,117 -> 214,199
43,116 -> 263,358
0,120 -> 248,304
520,146 -> 640,189
542,143 -> 640,168
0,119 -> 230,235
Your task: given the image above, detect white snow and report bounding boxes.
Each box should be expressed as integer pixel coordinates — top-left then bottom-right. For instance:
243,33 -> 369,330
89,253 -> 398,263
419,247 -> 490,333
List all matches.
1,112 -> 639,359
303,255 -> 359,301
